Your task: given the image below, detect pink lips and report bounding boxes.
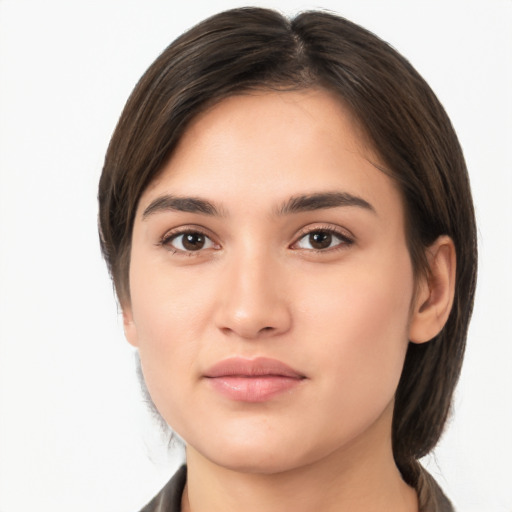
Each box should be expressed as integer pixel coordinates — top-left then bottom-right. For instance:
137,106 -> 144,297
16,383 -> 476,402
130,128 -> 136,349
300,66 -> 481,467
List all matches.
204,357 -> 306,402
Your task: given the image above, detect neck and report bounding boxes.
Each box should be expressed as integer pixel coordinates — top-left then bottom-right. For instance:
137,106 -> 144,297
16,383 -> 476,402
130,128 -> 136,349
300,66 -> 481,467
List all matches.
181,405 -> 418,512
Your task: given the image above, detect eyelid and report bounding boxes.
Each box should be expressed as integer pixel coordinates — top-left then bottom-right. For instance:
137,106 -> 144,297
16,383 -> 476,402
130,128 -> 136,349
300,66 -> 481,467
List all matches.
158,225 -> 221,254
156,223 -> 354,255
290,223 -> 355,251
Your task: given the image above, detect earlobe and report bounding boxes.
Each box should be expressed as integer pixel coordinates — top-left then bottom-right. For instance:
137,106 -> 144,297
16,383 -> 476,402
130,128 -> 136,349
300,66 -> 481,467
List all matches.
122,305 -> 139,347
409,236 -> 456,344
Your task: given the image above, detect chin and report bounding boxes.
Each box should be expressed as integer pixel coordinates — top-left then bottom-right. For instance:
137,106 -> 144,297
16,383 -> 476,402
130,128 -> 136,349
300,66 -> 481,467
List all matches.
183,429 -> 310,475
208,450 -> 305,475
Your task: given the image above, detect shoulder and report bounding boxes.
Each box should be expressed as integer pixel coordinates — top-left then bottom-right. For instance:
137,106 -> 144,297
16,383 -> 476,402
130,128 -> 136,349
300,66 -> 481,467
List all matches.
138,465 -> 187,512
416,467 -> 455,512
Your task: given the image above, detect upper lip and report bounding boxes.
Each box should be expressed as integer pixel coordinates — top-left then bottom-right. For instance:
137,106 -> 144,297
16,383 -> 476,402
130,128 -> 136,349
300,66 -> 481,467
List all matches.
204,357 -> 305,379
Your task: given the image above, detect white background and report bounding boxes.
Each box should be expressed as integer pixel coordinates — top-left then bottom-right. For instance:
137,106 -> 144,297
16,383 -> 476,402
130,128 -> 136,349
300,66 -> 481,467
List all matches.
0,1 -> 511,511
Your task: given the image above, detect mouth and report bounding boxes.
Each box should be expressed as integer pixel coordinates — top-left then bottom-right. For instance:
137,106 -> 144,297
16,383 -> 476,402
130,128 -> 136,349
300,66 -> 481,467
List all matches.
203,357 -> 306,402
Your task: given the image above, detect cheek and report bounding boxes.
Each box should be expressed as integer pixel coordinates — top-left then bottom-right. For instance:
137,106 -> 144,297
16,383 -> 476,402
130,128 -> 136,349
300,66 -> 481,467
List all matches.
127,255 -> 214,416
129,251 -> 213,343
296,252 -> 414,399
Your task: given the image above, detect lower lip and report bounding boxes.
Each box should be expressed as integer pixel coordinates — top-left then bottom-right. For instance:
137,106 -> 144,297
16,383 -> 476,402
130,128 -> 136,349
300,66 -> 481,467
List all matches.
206,376 -> 303,402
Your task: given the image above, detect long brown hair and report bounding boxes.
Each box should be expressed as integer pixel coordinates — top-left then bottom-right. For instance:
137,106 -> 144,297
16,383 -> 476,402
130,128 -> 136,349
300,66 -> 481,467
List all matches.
98,7 -> 477,486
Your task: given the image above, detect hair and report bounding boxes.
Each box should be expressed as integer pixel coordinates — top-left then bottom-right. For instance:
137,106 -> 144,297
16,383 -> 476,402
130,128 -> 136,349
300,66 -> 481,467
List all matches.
98,7 -> 477,488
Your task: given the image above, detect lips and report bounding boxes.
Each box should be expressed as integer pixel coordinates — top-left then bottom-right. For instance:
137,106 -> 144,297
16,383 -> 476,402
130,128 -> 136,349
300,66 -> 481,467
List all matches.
203,357 -> 306,402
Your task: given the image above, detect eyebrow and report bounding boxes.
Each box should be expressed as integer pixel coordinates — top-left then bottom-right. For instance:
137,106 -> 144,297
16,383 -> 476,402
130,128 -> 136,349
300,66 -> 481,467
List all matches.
142,191 -> 375,220
276,192 -> 376,216
142,195 -> 223,219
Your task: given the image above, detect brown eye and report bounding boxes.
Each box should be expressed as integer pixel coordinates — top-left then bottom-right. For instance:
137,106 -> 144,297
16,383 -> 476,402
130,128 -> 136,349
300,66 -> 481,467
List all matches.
309,231 -> 332,249
182,233 -> 206,250
294,229 -> 353,251
165,231 -> 215,252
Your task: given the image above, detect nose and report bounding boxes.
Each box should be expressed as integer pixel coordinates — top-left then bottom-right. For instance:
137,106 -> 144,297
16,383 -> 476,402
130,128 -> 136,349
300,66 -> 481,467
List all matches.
214,250 -> 292,340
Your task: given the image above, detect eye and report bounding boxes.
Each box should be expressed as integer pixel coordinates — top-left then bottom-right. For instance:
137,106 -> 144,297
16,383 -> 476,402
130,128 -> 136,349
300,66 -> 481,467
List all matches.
162,230 -> 216,253
293,228 -> 353,251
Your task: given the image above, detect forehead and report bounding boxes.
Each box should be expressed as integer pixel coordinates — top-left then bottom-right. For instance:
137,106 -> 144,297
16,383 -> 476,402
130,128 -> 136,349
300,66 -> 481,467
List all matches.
138,89 -> 402,220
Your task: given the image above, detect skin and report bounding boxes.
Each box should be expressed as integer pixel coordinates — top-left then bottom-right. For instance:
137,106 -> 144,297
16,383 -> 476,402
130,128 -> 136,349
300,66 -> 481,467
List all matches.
123,89 -> 456,512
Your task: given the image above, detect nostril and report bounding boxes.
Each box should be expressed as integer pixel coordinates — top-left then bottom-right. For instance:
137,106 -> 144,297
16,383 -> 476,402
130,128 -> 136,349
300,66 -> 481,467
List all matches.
214,292 -> 292,339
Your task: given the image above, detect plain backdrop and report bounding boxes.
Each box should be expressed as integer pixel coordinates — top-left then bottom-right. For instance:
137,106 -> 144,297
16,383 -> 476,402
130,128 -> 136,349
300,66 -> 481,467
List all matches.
0,1 -> 511,511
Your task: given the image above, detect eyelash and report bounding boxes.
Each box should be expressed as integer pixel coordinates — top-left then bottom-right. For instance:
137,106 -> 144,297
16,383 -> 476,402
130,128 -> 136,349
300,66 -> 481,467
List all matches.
158,228 -> 218,256
292,225 -> 354,253
158,225 -> 354,255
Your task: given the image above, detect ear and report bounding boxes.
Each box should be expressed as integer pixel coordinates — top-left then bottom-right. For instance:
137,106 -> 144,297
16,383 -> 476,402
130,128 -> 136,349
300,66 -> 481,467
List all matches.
409,235 -> 456,344
122,303 -> 139,347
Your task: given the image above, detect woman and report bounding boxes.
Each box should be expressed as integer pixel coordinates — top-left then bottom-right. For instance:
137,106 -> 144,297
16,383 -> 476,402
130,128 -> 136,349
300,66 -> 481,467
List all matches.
98,7 -> 477,511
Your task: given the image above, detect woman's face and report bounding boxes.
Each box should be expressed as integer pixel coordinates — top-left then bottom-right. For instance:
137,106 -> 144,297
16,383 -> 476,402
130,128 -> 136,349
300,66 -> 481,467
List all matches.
125,89 -> 417,473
